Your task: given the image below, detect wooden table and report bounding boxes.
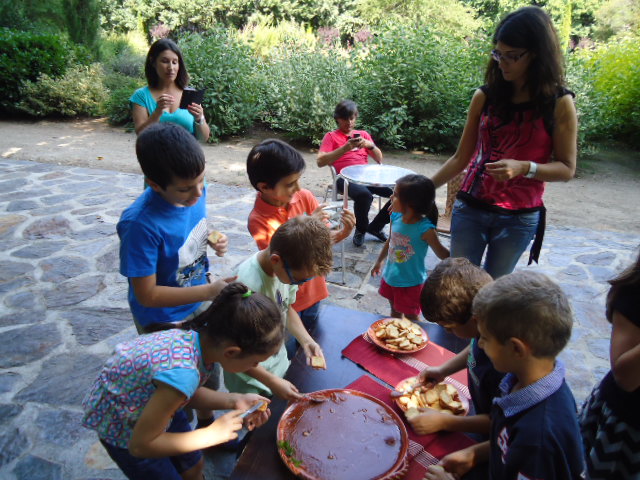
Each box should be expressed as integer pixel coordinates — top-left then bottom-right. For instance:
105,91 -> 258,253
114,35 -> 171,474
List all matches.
230,303 -> 468,480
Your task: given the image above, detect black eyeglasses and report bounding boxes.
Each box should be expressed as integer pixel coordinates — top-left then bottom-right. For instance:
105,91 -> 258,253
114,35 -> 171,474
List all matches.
491,49 -> 528,64
282,259 -> 314,286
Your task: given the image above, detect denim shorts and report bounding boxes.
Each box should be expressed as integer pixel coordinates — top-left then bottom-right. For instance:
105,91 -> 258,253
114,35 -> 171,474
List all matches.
100,410 -> 202,480
450,199 -> 539,279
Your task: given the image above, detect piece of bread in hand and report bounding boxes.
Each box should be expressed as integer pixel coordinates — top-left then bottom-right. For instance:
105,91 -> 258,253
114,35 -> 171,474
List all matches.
311,355 -> 326,369
404,407 -> 421,420
208,230 -> 222,245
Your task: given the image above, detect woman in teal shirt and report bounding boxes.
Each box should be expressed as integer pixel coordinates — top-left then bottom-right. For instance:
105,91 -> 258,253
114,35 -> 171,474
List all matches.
131,39 -> 210,142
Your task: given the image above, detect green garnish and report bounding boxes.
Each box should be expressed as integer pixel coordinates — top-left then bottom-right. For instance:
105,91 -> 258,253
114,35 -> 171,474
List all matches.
278,440 -> 303,467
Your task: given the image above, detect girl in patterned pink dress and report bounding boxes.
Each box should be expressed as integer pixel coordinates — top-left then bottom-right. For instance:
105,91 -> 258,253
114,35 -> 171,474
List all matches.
82,283 -> 284,480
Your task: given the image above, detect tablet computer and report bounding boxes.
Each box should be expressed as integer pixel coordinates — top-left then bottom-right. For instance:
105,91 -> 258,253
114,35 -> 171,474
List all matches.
179,88 -> 205,109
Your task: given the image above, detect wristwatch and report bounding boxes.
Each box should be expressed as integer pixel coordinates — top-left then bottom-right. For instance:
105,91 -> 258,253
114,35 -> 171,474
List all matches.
525,161 -> 537,179
195,115 -> 205,126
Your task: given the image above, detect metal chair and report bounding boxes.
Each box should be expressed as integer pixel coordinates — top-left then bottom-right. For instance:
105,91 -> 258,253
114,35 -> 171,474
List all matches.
323,165 -> 382,209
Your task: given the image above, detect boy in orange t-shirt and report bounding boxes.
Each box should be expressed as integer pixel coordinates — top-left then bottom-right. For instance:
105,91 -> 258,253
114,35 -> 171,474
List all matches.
246,139 -> 355,350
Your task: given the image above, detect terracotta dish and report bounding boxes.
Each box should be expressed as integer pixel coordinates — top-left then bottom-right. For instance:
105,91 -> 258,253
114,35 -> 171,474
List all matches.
393,376 -> 469,416
277,389 -> 409,480
367,318 -> 429,354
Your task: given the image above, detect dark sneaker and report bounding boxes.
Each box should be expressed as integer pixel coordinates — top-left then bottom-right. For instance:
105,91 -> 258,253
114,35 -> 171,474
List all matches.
367,227 -> 387,242
353,231 -> 365,247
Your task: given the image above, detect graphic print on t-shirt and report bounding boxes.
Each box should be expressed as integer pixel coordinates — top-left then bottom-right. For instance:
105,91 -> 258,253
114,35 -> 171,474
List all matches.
176,218 -> 208,286
389,231 -> 415,264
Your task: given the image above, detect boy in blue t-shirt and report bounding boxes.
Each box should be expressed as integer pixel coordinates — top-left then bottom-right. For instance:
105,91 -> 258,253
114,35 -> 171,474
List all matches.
117,122 -> 228,332
426,271 -> 587,480
409,258 -> 502,439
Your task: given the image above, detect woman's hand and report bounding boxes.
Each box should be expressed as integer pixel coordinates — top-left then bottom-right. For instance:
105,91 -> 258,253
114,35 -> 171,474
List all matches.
154,93 -> 175,114
187,103 -> 205,123
409,408 -> 449,435
271,377 -> 303,401
484,159 -> 529,181
303,341 -> 326,370
205,410 -> 244,445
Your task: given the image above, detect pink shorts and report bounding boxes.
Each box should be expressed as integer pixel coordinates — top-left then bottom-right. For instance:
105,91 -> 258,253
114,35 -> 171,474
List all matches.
379,278 -> 423,316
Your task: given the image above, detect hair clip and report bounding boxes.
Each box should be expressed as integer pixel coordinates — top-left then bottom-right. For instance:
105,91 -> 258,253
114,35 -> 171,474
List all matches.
242,289 -> 253,298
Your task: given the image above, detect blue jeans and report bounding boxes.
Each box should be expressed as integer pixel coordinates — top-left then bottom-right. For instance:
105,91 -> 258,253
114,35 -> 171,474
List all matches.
100,410 -> 202,480
450,199 -> 539,279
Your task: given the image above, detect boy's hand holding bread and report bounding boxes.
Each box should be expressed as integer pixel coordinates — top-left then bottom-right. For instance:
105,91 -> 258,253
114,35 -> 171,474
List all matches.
207,230 -> 228,257
302,340 -> 327,370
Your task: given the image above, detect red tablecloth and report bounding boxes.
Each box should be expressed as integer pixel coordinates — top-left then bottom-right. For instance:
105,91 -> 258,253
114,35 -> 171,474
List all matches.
342,333 -> 470,399
347,375 -> 475,480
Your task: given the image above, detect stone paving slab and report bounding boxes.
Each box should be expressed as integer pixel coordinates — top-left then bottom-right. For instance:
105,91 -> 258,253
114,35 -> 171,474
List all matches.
0,158 -> 638,479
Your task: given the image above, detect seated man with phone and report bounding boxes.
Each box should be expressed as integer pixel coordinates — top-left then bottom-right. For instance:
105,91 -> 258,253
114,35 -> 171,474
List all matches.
317,99 -> 392,247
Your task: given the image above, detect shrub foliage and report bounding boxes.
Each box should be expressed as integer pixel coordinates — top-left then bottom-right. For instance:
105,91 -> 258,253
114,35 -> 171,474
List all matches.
0,28 -> 70,111
179,29 -> 261,140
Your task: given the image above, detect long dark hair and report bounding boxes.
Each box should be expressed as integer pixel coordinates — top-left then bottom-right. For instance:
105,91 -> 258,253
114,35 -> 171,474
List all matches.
148,282 -> 284,357
395,174 -> 439,225
485,6 -> 565,127
144,38 -> 189,89
606,248 -> 640,323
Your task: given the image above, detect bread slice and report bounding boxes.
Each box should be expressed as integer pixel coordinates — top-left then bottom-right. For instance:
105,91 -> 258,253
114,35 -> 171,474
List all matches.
311,356 -> 326,369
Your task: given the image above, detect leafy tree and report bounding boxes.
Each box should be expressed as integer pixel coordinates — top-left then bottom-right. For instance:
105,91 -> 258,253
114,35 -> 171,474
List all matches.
592,0 -> 640,40
357,0 -> 485,38
63,0 -> 100,49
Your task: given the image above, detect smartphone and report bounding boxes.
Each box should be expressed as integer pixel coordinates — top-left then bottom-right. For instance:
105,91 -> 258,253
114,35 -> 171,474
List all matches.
179,88 -> 205,109
353,133 -> 361,138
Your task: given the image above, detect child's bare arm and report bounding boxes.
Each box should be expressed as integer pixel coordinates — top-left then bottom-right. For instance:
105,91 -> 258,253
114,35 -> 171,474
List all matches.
129,383 -> 243,457
286,307 -> 326,369
419,345 -> 471,384
422,229 -> 450,260
131,274 -> 232,308
330,209 -> 356,244
371,235 -> 391,277
610,310 -> 640,391
188,388 -> 272,430
242,364 -> 303,401
440,441 -> 490,478
409,411 -> 490,436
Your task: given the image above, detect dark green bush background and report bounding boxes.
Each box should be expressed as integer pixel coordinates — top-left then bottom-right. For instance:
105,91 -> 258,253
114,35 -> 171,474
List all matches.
2,0 -> 639,150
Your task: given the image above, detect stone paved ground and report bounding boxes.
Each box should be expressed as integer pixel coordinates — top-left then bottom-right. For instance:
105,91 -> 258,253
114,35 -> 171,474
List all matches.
0,158 -> 638,479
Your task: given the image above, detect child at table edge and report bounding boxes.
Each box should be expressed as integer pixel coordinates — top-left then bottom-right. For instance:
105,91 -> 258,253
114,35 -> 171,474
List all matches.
371,174 -> 449,321
225,216 -> 331,401
426,271 -> 587,480
82,283 -> 282,480
117,123 -> 229,334
409,257 -> 503,440
246,138 -> 355,335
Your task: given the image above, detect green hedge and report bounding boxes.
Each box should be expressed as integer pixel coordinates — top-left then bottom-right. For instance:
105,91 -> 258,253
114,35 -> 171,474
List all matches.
352,24 -> 485,151
0,28 -> 70,111
15,63 -> 108,117
180,29 -> 261,141
258,46 -> 354,144
568,34 -> 640,146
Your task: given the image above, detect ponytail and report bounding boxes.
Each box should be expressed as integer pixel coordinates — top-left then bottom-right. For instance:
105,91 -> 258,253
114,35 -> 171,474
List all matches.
395,174 -> 437,220
190,282 -> 284,356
